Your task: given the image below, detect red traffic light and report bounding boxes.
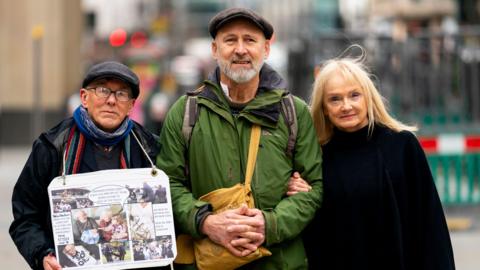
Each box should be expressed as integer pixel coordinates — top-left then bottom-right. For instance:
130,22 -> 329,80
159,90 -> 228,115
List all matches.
131,31 -> 148,48
109,28 -> 127,47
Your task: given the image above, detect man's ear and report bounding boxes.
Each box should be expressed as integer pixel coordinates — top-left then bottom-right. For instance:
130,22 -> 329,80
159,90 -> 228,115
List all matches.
129,99 -> 136,113
211,40 -> 218,60
80,88 -> 89,108
263,39 -> 271,59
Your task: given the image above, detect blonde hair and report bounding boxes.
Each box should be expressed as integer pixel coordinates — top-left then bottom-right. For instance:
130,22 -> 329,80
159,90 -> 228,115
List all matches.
310,46 -> 417,145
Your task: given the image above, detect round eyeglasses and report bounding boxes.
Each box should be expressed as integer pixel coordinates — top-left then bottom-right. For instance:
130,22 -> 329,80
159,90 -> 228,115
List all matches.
86,86 -> 132,102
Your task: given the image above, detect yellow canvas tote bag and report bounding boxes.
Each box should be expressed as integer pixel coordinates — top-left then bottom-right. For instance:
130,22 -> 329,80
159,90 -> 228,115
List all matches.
175,124 -> 271,269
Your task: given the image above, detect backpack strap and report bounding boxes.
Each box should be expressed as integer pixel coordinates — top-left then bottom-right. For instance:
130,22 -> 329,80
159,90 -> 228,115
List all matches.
182,85 -> 205,145
182,85 -> 205,179
280,93 -> 297,158
182,95 -> 198,145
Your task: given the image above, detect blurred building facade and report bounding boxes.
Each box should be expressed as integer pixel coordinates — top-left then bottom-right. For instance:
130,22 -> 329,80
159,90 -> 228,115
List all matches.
83,0 -> 162,38
307,0 -> 480,136
0,0 -> 83,145
1,0 -> 480,145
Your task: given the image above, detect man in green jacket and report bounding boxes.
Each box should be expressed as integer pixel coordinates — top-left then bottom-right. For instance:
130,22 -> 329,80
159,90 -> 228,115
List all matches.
157,7 -> 323,269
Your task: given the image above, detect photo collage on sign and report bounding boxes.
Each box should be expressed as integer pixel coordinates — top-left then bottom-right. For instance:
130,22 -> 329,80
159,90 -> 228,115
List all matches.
51,181 -> 171,268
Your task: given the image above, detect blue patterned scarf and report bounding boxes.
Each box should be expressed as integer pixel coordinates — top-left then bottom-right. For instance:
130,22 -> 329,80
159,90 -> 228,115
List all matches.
73,106 -> 133,146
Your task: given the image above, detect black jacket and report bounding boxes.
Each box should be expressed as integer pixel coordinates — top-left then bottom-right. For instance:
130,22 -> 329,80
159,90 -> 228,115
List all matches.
303,124 -> 455,270
9,118 -> 160,269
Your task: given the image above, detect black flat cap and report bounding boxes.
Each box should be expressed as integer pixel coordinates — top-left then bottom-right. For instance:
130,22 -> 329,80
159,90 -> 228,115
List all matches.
82,61 -> 140,99
208,7 -> 274,39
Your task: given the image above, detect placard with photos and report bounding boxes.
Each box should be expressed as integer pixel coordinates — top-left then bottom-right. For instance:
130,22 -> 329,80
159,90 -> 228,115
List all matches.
48,168 -> 175,269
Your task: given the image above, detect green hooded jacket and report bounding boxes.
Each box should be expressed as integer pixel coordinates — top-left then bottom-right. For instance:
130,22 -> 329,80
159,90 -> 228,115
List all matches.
157,65 -> 323,269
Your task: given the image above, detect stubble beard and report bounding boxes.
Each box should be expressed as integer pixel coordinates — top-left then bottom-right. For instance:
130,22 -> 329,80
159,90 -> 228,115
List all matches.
217,57 -> 264,84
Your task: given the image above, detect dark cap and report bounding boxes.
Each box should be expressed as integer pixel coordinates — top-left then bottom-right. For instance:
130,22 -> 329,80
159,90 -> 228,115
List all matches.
208,7 -> 274,39
82,61 -> 140,99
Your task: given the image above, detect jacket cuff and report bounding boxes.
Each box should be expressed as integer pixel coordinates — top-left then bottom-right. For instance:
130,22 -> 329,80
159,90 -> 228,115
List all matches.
195,204 -> 213,237
35,247 -> 55,270
189,200 -> 211,239
262,210 -> 279,246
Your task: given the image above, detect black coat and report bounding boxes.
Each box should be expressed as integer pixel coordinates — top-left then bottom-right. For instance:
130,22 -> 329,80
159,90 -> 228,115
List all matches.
303,125 -> 455,270
9,118 -> 160,270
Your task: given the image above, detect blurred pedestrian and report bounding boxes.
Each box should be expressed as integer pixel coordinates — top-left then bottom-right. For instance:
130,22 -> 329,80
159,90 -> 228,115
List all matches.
143,73 -> 177,135
288,49 -> 455,270
9,61 -> 160,270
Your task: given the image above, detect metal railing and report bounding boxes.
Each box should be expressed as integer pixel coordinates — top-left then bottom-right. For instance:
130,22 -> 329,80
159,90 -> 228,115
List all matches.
292,28 -> 480,205
297,27 -> 480,136
428,154 -> 480,205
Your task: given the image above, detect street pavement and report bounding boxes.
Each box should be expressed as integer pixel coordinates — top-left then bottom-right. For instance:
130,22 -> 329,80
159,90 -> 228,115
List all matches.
1,146 -> 479,269
0,147 -> 30,269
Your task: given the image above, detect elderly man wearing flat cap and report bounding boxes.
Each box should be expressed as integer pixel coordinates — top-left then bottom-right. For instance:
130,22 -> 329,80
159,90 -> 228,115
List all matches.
9,61 -> 162,270
158,7 -> 323,270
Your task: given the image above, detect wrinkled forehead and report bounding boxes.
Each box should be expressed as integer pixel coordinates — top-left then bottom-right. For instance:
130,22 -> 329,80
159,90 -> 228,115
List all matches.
88,77 -> 131,90
216,18 -> 265,38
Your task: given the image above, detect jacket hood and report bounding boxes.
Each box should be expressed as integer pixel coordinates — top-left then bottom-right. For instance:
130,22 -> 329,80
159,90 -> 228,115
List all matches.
258,63 -> 288,91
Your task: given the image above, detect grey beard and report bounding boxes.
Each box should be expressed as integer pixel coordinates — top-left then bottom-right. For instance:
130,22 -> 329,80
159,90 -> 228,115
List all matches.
218,59 -> 264,84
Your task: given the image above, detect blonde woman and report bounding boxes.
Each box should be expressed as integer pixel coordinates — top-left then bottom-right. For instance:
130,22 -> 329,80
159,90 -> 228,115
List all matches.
288,48 -> 455,270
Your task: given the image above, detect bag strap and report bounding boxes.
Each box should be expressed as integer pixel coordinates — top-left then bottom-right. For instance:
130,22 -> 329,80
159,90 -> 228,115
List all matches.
244,124 -> 261,191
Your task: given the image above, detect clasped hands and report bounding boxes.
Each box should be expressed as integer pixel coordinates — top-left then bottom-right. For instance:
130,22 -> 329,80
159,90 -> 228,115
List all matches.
201,203 -> 265,257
